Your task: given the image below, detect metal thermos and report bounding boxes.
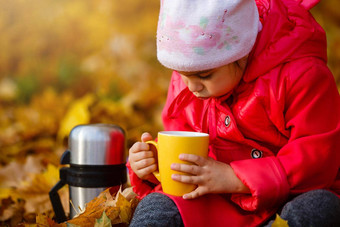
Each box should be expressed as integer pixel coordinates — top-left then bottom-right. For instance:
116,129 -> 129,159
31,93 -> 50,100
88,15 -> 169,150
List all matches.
49,124 -> 127,223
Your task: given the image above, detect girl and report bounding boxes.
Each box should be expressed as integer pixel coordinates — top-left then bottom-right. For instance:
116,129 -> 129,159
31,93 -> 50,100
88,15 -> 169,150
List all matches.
127,0 -> 340,226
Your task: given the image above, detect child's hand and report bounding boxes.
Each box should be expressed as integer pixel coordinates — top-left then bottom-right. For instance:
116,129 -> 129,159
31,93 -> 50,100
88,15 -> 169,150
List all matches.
171,154 -> 250,199
129,132 -> 158,181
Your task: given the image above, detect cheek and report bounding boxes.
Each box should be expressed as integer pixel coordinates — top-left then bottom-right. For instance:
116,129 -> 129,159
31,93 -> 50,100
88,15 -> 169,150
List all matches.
180,76 -> 189,86
213,83 -> 231,96
207,78 -> 238,96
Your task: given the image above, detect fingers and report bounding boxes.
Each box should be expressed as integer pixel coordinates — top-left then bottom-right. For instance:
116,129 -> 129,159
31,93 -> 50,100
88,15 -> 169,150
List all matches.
170,153 -> 208,175
129,150 -> 157,180
141,132 -> 153,142
183,187 -> 207,200
171,173 -> 203,185
171,163 -> 201,175
129,142 -> 157,171
179,153 -> 206,166
170,154 -> 207,183
131,149 -> 155,162
129,141 -> 150,154
133,155 -> 157,170
135,163 -> 158,179
129,137 -> 158,179
171,170 -> 209,200
129,132 -> 153,154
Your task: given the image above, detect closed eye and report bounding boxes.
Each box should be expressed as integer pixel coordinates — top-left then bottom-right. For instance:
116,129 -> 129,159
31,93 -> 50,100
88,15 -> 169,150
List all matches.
198,74 -> 212,80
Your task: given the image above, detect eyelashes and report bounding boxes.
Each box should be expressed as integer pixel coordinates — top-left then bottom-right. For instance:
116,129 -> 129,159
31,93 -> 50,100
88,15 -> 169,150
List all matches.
198,74 -> 212,80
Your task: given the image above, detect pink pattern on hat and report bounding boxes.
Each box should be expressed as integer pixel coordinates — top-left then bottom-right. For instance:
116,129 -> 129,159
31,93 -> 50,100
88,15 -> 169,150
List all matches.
158,12 -> 240,57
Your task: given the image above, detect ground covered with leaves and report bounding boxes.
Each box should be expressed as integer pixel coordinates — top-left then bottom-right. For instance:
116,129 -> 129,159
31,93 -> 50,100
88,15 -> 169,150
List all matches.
1,185 -> 139,227
0,0 -> 339,226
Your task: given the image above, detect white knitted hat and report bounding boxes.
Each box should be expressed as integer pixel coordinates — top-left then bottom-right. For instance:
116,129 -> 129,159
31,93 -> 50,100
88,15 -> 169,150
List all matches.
156,0 -> 259,72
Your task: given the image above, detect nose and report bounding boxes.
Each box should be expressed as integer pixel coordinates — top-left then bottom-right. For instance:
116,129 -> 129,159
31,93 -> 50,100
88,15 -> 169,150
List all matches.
187,79 -> 204,93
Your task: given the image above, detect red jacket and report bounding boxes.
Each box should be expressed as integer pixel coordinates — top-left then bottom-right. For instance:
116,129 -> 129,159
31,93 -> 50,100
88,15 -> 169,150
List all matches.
127,0 -> 340,226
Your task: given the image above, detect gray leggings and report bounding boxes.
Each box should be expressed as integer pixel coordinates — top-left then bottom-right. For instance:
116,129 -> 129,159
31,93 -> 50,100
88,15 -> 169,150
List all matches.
130,192 -> 184,227
130,189 -> 340,227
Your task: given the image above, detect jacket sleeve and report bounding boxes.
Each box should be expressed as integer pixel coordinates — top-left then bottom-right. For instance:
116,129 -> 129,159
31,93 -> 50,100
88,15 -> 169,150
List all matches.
126,161 -> 162,199
230,61 -> 340,211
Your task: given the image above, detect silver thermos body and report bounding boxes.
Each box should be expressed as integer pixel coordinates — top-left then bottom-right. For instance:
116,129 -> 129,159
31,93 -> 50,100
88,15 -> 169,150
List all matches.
49,124 -> 127,223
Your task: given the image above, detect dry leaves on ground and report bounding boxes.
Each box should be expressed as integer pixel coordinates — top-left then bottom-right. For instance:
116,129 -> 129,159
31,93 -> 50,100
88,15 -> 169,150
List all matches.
28,187 -> 139,227
0,155 -> 69,225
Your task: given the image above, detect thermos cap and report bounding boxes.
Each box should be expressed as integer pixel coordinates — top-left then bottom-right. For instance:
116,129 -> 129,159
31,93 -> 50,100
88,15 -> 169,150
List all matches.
68,124 -> 126,165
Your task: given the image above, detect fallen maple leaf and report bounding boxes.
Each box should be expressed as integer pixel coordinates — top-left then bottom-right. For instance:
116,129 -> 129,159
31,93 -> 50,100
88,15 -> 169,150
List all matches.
94,211 -> 112,227
114,193 -> 131,224
67,189 -> 116,227
66,187 -> 139,226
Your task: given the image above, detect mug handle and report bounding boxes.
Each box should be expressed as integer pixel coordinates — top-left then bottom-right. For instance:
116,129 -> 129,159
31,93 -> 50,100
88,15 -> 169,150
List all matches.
146,140 -> 161,182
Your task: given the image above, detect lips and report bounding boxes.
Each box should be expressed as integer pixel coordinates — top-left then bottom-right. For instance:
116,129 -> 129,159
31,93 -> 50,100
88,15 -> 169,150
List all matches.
196,96 -> 209,100
192,91 -> 210,100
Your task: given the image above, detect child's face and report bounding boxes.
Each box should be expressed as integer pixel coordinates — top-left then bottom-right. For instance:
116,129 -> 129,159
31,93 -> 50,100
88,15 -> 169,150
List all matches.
177,58 -> 247,99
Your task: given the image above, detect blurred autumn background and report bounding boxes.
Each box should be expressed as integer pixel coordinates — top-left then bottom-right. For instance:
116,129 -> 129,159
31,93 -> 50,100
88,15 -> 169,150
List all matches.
0,0 -> 339,226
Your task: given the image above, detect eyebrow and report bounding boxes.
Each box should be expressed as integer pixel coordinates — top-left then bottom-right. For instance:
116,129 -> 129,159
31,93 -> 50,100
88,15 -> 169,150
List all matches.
177,69 -> 213,76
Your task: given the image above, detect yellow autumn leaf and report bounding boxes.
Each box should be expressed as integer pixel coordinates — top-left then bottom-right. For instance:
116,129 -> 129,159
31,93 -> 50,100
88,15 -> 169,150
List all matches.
0,188 -> 20,200
42,164 -> 60,186
94,211 -> 112,227
18,164 -> 69,215
67,187 -> 138,226
0,155 -> 45,200
20,164 -> 60,193
36,213 -> 50,226
67,189 -> 108,227
57,94 -> 96,142
115,192 -> 132,224
272,214 -> 289,227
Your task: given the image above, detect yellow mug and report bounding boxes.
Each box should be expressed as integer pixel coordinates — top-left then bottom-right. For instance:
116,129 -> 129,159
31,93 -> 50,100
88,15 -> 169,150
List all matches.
147,131 -> 209,196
